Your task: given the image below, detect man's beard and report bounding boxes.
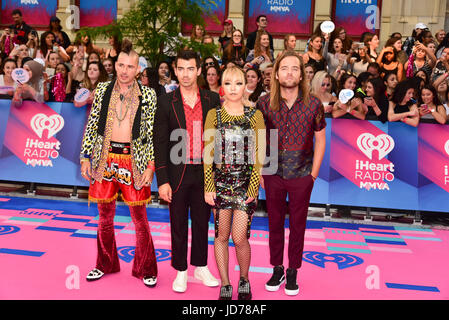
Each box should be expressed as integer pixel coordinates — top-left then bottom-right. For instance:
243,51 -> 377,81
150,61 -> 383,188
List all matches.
279,79 -> 300,89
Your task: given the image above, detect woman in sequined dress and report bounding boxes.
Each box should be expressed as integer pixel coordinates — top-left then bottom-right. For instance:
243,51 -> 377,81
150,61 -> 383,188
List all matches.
203,67 -> 265,300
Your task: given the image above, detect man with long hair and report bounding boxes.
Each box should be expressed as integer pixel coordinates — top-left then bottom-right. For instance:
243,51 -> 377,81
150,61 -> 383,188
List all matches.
257,50 -> 326,296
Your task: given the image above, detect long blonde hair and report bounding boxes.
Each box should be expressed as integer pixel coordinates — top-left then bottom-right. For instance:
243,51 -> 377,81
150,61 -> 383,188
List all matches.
270,50 -> 310,111
311,71 -> 331,96
221,66 -> 252,108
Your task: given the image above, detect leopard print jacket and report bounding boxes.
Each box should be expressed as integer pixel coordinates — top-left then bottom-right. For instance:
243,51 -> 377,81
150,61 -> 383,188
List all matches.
80,81 -> 156,188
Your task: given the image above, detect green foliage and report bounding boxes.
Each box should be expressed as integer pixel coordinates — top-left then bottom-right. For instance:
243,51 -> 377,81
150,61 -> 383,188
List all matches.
76,0 -> 220,66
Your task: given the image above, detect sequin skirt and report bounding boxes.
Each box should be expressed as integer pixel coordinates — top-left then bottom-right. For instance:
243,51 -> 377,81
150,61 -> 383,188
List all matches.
214,165 -> 257,216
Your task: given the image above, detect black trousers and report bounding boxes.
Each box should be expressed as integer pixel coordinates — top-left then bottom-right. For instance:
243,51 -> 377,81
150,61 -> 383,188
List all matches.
169,164 -> 211,271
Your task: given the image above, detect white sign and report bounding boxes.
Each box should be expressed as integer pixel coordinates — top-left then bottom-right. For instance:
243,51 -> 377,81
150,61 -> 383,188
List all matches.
339,89 -> 354,104
320,21 -> 335,34
11,68 -> 30,84
74,88 -> 91,104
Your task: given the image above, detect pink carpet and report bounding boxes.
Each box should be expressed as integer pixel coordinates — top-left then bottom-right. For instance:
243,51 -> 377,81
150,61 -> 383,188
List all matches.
0,196 -> 448,300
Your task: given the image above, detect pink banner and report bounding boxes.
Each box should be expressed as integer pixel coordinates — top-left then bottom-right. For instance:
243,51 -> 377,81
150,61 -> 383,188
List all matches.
331,119 -> 394,191
418,124 -> 449,193
4,102 -> 63,167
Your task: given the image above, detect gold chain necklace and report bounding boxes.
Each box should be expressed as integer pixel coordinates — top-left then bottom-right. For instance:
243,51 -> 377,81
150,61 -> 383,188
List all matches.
114,83 -> 134,127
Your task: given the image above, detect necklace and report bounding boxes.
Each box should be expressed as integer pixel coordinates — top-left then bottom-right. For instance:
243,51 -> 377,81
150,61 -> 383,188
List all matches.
114,83 -> 134,127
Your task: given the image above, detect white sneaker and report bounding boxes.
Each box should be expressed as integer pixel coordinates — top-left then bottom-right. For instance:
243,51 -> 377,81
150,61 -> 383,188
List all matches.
194,266 -> 219,287
86,268 -> 104,281
172,270 -> 188,293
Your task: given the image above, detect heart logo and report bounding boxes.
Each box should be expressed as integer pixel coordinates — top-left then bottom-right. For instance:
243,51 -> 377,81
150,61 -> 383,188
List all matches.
30,113 -> 65,139
0,225 -> 20,236
303,251 -> 364,270
357,133 -> 395,160
117,246 -> 135,263
118,246 -> 172,263
11,68 -> 30,83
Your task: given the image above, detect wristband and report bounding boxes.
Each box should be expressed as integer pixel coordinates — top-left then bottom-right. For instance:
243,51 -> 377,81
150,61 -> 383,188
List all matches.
350,109 -> 356,115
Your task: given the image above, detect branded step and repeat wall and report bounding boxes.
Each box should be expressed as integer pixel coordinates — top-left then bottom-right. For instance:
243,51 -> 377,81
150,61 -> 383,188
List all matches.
0,100 -> 448,213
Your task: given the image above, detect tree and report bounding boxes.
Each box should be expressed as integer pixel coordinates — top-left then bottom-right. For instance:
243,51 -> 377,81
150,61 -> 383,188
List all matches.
76,0 -> 219,67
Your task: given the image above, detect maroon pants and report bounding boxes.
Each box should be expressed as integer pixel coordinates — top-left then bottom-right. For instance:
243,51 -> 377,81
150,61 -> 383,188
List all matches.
96,201 -> 158,279
263,174 -> 315,270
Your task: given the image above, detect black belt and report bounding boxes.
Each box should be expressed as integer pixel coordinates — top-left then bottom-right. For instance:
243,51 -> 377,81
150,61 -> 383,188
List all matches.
109,141 -> 131,154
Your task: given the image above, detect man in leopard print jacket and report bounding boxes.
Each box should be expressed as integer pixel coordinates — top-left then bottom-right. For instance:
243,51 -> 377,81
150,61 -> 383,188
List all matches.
79,41 -> 158,288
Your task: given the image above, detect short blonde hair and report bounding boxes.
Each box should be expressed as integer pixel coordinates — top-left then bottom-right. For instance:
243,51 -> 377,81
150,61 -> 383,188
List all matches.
221,66 -> 252,107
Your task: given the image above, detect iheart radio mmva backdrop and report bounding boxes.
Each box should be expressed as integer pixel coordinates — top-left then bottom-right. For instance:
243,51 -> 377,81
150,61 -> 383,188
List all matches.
328,119 -> 419,210
0,99 -> 89,187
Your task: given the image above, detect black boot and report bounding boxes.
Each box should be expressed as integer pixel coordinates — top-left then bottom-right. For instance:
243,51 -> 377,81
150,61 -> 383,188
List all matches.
219,285 -> 233,300
265,265 -> 285,292
238,277 -> 252,300
284,268 -> 299,296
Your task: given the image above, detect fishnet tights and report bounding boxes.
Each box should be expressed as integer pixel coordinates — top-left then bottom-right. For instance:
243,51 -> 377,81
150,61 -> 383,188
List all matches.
214,209 -> 252,286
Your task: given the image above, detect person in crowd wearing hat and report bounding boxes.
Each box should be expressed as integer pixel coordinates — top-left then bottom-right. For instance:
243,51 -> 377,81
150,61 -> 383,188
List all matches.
403,23 -> 428,57
219,19 -> 234,53
246,15 -> 274,51
8,9 -> 33,45
49,16 -> 71,49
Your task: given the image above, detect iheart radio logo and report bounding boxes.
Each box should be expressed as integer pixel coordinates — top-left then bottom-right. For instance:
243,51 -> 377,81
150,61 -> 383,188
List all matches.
30,114 -> 64,139
445,140 -> 449,156
357,133 -> 395,160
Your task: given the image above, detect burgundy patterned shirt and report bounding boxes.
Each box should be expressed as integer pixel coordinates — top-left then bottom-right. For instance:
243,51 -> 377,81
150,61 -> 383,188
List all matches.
257,93 -> 326,179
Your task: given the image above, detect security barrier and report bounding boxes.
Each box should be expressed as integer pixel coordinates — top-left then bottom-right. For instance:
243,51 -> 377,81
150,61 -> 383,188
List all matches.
1,100 -> 448,213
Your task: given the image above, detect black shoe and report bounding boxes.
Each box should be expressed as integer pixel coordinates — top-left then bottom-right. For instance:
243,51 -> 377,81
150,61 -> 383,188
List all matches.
265,265 -> 285,292
219,285 -> 233,300
284,268 -> 299,296
238,277 -> 252,300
